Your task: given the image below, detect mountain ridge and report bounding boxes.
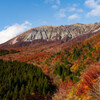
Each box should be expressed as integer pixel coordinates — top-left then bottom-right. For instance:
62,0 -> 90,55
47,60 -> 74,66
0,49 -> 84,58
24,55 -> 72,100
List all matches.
0,22 -> 100,49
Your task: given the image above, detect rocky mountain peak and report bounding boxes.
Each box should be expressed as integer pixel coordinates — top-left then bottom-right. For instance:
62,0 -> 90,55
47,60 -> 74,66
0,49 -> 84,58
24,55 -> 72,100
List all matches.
4,22 -> 100,45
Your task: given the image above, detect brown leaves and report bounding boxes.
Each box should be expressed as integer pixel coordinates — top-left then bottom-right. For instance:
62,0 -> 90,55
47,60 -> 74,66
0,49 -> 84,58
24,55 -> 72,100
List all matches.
76,64 -> 100,96
59,80 -> 74,90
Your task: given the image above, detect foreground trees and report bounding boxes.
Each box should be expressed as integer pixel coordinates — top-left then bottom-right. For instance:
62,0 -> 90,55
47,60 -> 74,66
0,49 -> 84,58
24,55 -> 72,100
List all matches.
0,59 -> 53,100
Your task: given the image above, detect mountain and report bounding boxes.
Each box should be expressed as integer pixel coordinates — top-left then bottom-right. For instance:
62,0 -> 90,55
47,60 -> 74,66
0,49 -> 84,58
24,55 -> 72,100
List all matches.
1,22 -> 100,48
0,22 -> 100,100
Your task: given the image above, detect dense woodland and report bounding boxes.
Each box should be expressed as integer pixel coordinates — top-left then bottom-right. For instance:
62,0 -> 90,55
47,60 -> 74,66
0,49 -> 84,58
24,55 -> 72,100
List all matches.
0,60 -> 55,100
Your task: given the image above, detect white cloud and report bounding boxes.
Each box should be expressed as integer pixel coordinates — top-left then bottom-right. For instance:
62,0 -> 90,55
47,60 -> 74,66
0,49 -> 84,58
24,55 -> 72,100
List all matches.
55,5 -> 83,19
56,0 -> 60,5
68,7 -> 76,12
73,4 -> 78,7
68,14 -> 80,20
68,7 -> 83,13
85,0 -> 100,16
97,0 -> 100,3
45,0 -> 60,8
45,0 -> 60,5
0,21 -> 32,44
52,5 -> 58,9
45,0 -> 54,3
55,8 -> 66,19
77,9 -> 83,12
85,0 -> 97,8
87,6 -> 100,16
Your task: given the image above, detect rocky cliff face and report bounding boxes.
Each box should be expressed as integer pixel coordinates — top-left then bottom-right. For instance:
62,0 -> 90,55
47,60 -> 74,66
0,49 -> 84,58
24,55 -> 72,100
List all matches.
3,23 -> 100,45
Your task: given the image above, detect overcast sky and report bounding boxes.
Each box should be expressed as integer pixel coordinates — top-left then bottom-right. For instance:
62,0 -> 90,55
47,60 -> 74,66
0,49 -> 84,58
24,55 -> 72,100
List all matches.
0,0 -> 100,44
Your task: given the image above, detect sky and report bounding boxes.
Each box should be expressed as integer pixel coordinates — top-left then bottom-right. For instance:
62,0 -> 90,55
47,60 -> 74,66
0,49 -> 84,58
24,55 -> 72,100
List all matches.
0,0 -> 100,44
